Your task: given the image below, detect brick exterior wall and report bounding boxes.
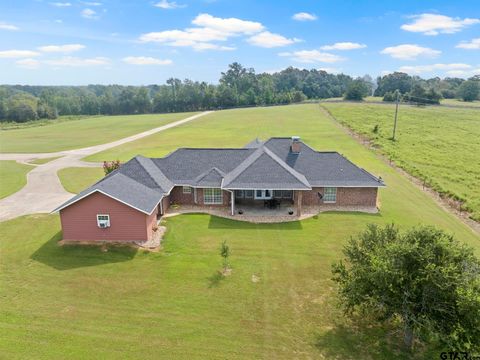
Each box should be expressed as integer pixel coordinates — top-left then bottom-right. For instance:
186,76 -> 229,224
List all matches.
169,186 -> 230,207
301,187 -> 378,207
60,191 -> 157,242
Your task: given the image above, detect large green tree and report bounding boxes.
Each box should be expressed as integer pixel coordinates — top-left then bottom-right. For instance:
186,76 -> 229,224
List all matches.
332,224 -> 480,351
344,79 -> 369,100
457,80 -> 480,102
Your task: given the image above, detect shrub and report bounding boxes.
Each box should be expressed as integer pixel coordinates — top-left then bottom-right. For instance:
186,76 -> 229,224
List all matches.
103,160 -> 121,175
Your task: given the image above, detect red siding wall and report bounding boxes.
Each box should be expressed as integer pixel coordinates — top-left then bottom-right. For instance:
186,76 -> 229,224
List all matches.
60,192 -> 154,242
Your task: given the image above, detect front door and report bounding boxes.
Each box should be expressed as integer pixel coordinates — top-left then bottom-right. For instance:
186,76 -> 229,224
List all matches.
254,189 -> 273,200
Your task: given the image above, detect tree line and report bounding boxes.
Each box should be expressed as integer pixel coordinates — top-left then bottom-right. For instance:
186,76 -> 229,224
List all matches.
0,62 -> 479,123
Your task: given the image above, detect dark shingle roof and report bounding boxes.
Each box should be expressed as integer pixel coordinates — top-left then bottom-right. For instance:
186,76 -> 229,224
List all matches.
264,138 -> 384,187
55,137 -> 384,214
223,146 -> 311,190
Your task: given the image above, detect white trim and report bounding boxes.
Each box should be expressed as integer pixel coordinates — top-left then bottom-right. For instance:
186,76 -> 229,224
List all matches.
323,187 -> 337,203
254,189 -> 273,200
96,214 -> 110,228
203,188 -> 223,205
53,189 -> 157,215
223,187 -> 311,190
182,186 -> 192,194
310,184 -> 385,188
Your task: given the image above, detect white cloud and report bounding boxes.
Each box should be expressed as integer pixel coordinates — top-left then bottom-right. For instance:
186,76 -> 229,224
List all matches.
38,44 -> 85,53
192,13 -> 264,34
154,0 -> 186,9
49,2 -> 71,7
279,50 -> 344,63
122,56 -> 173,65
81,8 -> 97,19
320,42 -> 367,50
247,31 -> 301,48
140,13 -> 264,51
401,13 -> 480,35
0,22 -> 19,31
456,38 -> 480,50
399,63 -> 472,75
380,44 -> 441,60
45,56 -> 109,66
81,1 -> 102,6
16,58 -> 40,69
189,43 -> 235,51
0,50 -> 40,58
140,28 -> 228,44
292,12 -> 317,21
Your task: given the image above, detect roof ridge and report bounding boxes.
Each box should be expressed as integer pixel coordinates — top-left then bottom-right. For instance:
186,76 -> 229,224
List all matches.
222,146 -> 265,187
336,153 -> 385,185
262,147 -> 311,188
195,166 -> 226,182
134,155 -> 174,192
223,145 -> 311,189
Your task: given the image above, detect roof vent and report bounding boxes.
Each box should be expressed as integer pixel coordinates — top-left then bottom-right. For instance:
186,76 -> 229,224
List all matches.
291,136 -> 301,154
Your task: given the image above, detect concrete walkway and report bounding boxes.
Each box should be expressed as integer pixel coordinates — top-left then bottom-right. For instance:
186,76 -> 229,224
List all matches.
0,111 -> 212,222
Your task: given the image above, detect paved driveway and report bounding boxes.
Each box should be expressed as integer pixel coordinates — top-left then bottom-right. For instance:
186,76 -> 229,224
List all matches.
0,111 -> 212,222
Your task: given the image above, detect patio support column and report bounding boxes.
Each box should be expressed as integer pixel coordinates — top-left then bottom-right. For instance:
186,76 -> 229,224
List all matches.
230,191 -> 235,215
296,191 -> 303,216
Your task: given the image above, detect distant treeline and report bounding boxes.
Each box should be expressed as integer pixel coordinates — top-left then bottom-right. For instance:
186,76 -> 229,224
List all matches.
0,62 -> 478,123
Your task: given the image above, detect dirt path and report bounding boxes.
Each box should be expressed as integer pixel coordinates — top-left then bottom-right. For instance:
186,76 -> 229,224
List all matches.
0,111 -> 212,222
317,104 -> 479,234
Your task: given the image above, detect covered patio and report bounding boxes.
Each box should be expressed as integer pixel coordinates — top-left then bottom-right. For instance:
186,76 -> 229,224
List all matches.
230,189 -> 301,216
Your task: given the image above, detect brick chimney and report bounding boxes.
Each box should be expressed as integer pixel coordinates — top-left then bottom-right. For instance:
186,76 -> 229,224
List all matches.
290,136 -> 301,153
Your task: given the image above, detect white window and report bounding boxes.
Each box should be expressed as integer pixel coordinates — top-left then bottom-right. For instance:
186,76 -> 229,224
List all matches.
254,189 -> 273,200
204,188 -> 223,204
183,186 -> 192,194
97,214 -> 110,228
324,187 -> 337,203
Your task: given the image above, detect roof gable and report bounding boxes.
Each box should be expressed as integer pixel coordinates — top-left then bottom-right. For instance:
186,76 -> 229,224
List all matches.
223,146 -> 311,190
195,167 -> 225,187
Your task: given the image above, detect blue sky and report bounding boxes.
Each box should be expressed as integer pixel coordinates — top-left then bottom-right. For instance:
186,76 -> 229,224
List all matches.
0,0 -> 479,85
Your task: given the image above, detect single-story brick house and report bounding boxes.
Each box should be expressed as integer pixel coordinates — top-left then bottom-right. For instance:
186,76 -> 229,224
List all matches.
54,137 -> 385,243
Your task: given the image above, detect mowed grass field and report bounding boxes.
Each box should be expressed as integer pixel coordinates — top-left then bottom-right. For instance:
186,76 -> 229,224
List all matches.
1,104 -> 479,359
0,112 -> 198,153
321,102 -> 480,221
57,167 -> 104,194
0,160 -> 33,199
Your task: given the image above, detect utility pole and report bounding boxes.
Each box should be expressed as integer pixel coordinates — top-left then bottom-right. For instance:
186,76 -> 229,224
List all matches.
392,90 -> 400,141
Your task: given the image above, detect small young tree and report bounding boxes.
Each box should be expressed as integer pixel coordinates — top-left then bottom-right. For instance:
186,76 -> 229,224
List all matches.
220,240 -> 230,272
332,224 -> 480,351
103,160 -> 121,175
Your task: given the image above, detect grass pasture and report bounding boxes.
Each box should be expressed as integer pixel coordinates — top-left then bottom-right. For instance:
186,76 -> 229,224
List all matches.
321,102 -> 480,221
58,167 -> 104,194
0,112 -> 198,153
1,104 -> 479,359
0,160 -> 33,199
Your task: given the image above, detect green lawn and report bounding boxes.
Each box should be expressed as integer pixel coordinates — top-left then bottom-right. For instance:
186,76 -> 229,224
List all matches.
0,160 -> 33,199
321,102 -> 480,221
0,112 -> 198,153
1,104 -> 478,359
58,167 -> 104,194
29,156 -> 62,165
